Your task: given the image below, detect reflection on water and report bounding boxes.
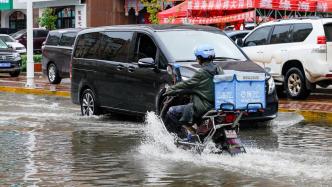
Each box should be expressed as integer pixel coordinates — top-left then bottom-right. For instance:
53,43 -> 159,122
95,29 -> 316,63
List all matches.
0,92 -> 331,186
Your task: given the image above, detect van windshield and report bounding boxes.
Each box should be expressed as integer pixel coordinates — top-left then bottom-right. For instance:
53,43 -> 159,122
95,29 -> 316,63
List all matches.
156,30 -> 247,62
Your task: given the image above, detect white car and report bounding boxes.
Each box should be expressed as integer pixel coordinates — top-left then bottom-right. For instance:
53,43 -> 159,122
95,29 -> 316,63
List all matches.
239,18 -> 332,99
0,34 -> 26,54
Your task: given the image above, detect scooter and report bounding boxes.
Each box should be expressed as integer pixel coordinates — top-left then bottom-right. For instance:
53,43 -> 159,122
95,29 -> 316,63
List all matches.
160,95 -> 248,155
160,64 -> 249,155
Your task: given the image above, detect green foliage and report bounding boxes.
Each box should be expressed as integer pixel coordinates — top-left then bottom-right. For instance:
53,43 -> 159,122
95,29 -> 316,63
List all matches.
38,8 -> 57,30
21,54 -> 42,72
141,0 -> 161,24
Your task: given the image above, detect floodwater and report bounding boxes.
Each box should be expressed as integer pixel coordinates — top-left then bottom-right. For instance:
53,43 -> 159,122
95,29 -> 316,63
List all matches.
0,92 -> 331,186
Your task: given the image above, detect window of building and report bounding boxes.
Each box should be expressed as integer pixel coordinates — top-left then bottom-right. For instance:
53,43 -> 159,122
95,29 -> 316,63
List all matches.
9,11 -> 26,30
55,7 -> 75,29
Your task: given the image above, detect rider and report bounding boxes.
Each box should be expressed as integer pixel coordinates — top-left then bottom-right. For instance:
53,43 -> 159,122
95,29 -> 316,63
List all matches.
164,44 -> 222,138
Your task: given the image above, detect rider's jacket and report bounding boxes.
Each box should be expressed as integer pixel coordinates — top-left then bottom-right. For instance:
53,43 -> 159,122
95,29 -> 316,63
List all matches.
165,61 -> 223,123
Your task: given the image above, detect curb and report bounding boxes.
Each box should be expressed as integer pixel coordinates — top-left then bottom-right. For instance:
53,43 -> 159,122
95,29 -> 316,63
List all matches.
0,86 -> 70,98
279,108 -> 332,124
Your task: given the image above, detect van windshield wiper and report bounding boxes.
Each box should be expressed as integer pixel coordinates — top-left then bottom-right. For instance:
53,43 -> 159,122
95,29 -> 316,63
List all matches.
214,57 -> 241,61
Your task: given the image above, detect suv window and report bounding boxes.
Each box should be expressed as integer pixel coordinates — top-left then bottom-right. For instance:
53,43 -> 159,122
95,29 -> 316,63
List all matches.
134,33 -> 157,62
46,32 -> 61,45
59,32 -> 77,47
292,23 -> 313,42
74,31 -> 133,62
244,26 -> 272,46
324,23 -> 332,42
270,25 -> 292,44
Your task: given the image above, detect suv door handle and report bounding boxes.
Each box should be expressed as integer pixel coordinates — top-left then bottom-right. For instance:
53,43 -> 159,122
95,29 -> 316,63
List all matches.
281,49 -> 288,52
128,66 -> 136,73
257,51 -> 263,54
116,64 -> 125,71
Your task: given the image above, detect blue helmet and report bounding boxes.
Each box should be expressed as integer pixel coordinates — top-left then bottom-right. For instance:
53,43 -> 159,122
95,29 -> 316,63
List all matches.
194,44 -> 215,60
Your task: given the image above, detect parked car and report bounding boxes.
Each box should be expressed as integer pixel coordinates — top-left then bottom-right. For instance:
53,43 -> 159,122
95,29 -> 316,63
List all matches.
225,30 -> 250,42
238,18 -> 332,99
11,28 -> 49,53
0,28 -> 18,35
42,28 -> 82,84
71,25 -> 278,122
0,38 -> 22,77
0,34 -> 26,54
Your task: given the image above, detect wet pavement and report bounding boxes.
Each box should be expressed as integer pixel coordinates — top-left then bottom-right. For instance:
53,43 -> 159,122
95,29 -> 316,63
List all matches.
0,92 -> 332,186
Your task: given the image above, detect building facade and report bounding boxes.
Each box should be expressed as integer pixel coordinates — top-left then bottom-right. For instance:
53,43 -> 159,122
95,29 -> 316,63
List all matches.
0,0 -> 141,30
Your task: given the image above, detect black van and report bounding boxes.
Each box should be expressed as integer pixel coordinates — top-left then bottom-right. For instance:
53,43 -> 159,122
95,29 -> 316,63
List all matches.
71,25 -> 278,122
42,28 -> 82,84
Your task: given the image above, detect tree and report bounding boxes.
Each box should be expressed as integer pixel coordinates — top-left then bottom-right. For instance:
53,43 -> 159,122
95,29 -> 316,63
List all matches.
141,0 -> 161,24
38,8 -> 57,30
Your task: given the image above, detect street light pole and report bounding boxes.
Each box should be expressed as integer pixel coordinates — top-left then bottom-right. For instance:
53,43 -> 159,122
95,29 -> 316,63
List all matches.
26,0 -> 35,88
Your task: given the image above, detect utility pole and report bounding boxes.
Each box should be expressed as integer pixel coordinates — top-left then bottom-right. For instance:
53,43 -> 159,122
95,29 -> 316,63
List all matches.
26,0 -> 35,88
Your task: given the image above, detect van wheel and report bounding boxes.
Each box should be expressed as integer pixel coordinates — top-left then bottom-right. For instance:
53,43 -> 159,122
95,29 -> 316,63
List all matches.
48,63 -> 61,84
9,70 -> 20,77
80,89 -> 100,116
284,67 -> 310,99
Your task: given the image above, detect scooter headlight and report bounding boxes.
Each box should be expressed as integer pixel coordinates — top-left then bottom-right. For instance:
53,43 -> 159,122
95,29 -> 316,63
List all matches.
267,77 -> 275,95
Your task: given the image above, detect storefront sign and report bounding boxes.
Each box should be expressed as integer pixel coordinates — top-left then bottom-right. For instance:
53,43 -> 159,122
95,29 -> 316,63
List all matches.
0,0 -> 13,10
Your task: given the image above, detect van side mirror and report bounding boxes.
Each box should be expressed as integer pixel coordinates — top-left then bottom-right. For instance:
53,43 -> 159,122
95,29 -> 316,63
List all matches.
236,38 -> 244,47
138,58 -> 156,68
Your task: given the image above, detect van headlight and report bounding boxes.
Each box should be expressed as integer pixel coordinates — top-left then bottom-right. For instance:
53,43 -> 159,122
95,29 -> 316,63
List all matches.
267,77 -> 275,95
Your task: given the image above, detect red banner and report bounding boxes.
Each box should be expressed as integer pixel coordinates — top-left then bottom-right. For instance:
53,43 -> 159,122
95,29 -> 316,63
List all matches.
159,10 -> 255,24
186,0 -> 332,12
188,0 -> 255,10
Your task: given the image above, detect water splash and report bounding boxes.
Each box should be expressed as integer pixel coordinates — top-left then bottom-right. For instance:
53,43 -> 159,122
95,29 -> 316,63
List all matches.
139,112 -> 332,183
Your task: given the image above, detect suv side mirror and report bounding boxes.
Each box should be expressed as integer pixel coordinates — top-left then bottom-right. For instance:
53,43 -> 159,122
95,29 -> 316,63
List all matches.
236,38 -> 244,47
138,58 -> 156,68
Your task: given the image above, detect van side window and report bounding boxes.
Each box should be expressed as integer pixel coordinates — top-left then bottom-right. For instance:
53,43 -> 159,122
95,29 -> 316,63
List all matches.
244,26 -> 272,46
74,32 -> 102,59
292,23 -> 313,42
100,31 -> 133,62
134,33 -> 157,62
46,32 -> 61,46
270,25 -> 292,44
59,32 -> 77,47
74,32 -> 133,62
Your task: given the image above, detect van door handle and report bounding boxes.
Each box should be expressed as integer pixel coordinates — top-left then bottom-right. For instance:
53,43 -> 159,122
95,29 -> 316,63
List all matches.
128,66 -> 136,73
257,51 -> 263,54
116,64 -> 124,71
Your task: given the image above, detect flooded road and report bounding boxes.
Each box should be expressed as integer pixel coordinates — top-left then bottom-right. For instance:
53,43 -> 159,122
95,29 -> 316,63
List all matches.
0,92 -> 331,186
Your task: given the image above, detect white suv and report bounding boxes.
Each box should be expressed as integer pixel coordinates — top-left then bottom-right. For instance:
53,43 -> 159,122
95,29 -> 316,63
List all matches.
239,18 -> 332,99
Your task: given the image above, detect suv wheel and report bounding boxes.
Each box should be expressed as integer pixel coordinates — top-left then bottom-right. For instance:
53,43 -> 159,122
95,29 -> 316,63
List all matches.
284,67 -> 310,99
48,63 -> 61,84
9,70 -> 20,77
80,89 -> 100,116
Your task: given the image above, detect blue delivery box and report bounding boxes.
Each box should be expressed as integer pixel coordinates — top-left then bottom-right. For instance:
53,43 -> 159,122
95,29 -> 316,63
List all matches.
214,71 -> 266,111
